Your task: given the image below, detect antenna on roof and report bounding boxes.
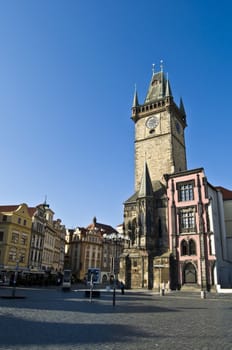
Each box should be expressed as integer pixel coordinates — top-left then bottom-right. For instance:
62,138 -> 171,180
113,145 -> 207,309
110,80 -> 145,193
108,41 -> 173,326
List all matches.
152,63 -> 155,75
160,60 -> 164,97
160,59 -> 163,72
44,195 -> 47,205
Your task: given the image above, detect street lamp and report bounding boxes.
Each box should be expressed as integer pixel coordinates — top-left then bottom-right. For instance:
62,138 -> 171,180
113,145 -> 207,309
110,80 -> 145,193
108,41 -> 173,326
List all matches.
103,232 -> 125,306
103,232 -> 125,281
12,259 -> 20,297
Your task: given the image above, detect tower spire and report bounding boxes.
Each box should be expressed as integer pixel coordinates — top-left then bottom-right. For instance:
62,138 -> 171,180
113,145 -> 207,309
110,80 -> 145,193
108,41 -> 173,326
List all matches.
179,97 -> 186,116
179,97 -> 187,124
132,84 -> 139,107
138,161 -> 153,198
165,77 -> 172,97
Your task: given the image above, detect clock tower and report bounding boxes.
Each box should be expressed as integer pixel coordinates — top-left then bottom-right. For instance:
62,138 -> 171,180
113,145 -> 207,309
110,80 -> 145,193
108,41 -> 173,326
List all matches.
120,64 -> 187,289
132,65 -> 187,192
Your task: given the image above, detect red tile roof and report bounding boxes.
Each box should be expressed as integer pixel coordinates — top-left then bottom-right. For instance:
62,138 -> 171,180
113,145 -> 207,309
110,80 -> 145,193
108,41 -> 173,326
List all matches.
0,205 -> 19,212
28,207 -> 37,217
86,222 -> 118,235
216,186 -> 232,200
0,204 -> 36,217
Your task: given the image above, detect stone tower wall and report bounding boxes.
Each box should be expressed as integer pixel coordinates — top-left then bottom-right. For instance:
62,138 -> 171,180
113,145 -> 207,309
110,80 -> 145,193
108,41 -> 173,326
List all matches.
135,109 -> 186,191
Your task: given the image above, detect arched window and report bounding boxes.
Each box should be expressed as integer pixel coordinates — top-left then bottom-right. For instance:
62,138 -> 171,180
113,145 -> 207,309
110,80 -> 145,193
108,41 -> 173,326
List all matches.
189,239 -> 196,255
181,240 -> 188,255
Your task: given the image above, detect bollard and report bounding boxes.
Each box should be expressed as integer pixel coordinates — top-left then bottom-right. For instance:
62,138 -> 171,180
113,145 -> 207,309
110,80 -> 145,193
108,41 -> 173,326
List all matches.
201,290 -> 206,299
113,287 -> 116,306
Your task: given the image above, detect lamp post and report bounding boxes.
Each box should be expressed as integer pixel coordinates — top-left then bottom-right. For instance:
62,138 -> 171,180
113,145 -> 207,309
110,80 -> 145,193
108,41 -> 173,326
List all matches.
12,259 -> 19,297
103,232 -> 125,306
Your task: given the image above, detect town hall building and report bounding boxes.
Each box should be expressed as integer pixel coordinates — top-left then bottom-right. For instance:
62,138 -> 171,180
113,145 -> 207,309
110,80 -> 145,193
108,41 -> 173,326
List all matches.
119,64 -> 232,292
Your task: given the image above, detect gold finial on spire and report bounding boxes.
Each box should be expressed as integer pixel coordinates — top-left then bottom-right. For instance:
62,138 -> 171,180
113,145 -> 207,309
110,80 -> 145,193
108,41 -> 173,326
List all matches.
160,59 -> 163,72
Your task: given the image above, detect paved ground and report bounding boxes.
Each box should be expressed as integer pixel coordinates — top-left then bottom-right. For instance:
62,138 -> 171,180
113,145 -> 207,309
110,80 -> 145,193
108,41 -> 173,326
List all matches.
0,286 -> 231,350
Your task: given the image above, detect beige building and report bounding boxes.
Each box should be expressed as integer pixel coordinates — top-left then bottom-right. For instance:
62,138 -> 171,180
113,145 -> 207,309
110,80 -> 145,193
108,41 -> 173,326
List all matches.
53,218 -> 66,273
29,203 -> 66,274
65,217 -> 126,283
40,204 -> 65,273
28,204 -> 47,271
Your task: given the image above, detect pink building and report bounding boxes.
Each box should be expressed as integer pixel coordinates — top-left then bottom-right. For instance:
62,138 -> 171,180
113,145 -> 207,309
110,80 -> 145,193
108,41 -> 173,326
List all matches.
166,168 -> 217,291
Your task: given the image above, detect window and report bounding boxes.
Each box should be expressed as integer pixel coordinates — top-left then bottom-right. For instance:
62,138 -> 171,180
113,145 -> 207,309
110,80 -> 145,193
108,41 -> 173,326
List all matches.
181,239 -> 196,256
21,234 -> 27,245
2,215 -> 7,222
19,253 -> 25,263
0,231 -> 3,241
179,209 -> 195,233
11,232 -> 19,243
8,248 -> 16,262
181,240 -> 188,255
179,183 -> 194,201
189,239 -> 196,255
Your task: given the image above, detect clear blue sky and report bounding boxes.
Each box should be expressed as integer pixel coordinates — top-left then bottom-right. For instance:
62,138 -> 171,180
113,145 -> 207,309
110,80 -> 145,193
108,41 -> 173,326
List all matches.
0,1 -> 231,229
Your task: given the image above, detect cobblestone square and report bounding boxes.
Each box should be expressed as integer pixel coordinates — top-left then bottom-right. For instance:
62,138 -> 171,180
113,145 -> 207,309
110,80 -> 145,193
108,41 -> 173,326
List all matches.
0,286 -> 231,350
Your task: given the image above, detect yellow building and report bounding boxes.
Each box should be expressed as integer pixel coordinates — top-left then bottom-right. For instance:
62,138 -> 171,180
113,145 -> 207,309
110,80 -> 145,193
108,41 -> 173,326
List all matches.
0,204 -> 32,280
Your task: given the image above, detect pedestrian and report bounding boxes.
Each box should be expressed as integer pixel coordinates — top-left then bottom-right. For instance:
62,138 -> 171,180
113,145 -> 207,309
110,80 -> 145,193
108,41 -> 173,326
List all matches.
120,281 -> 125,295
161,281 -> 165,296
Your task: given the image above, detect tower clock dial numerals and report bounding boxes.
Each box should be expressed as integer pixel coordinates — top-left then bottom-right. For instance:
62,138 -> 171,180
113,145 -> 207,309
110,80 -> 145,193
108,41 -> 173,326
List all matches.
146,115 -> 159,129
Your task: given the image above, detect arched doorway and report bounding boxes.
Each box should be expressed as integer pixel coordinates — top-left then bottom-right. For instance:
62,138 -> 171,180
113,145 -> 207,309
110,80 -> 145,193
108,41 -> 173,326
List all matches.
183,262 -> 197,284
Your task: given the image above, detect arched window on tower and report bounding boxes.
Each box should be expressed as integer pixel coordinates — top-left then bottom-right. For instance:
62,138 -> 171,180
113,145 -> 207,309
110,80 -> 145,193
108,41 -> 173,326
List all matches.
130,218 -> 137,245
181,240 -> 188,256
189,239 -> 196,255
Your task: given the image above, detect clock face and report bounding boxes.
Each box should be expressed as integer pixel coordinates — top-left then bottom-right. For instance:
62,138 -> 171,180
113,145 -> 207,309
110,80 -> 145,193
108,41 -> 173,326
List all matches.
146,115 -> 159,129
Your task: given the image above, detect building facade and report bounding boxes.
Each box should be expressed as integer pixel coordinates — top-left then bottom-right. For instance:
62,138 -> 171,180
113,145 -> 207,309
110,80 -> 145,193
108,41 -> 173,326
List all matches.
0,204 -> 32,281
0,202 -> 66,284
65,217 -> 127,283
28,204 -> 46,272
120,65 -> 187,289
166,169 -> 216,290
119,64 -> 232,290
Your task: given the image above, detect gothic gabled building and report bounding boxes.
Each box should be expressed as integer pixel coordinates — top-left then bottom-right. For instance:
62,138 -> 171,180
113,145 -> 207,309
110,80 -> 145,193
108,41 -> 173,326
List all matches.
120,64 -> 187,289
119,64 -> 232,290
